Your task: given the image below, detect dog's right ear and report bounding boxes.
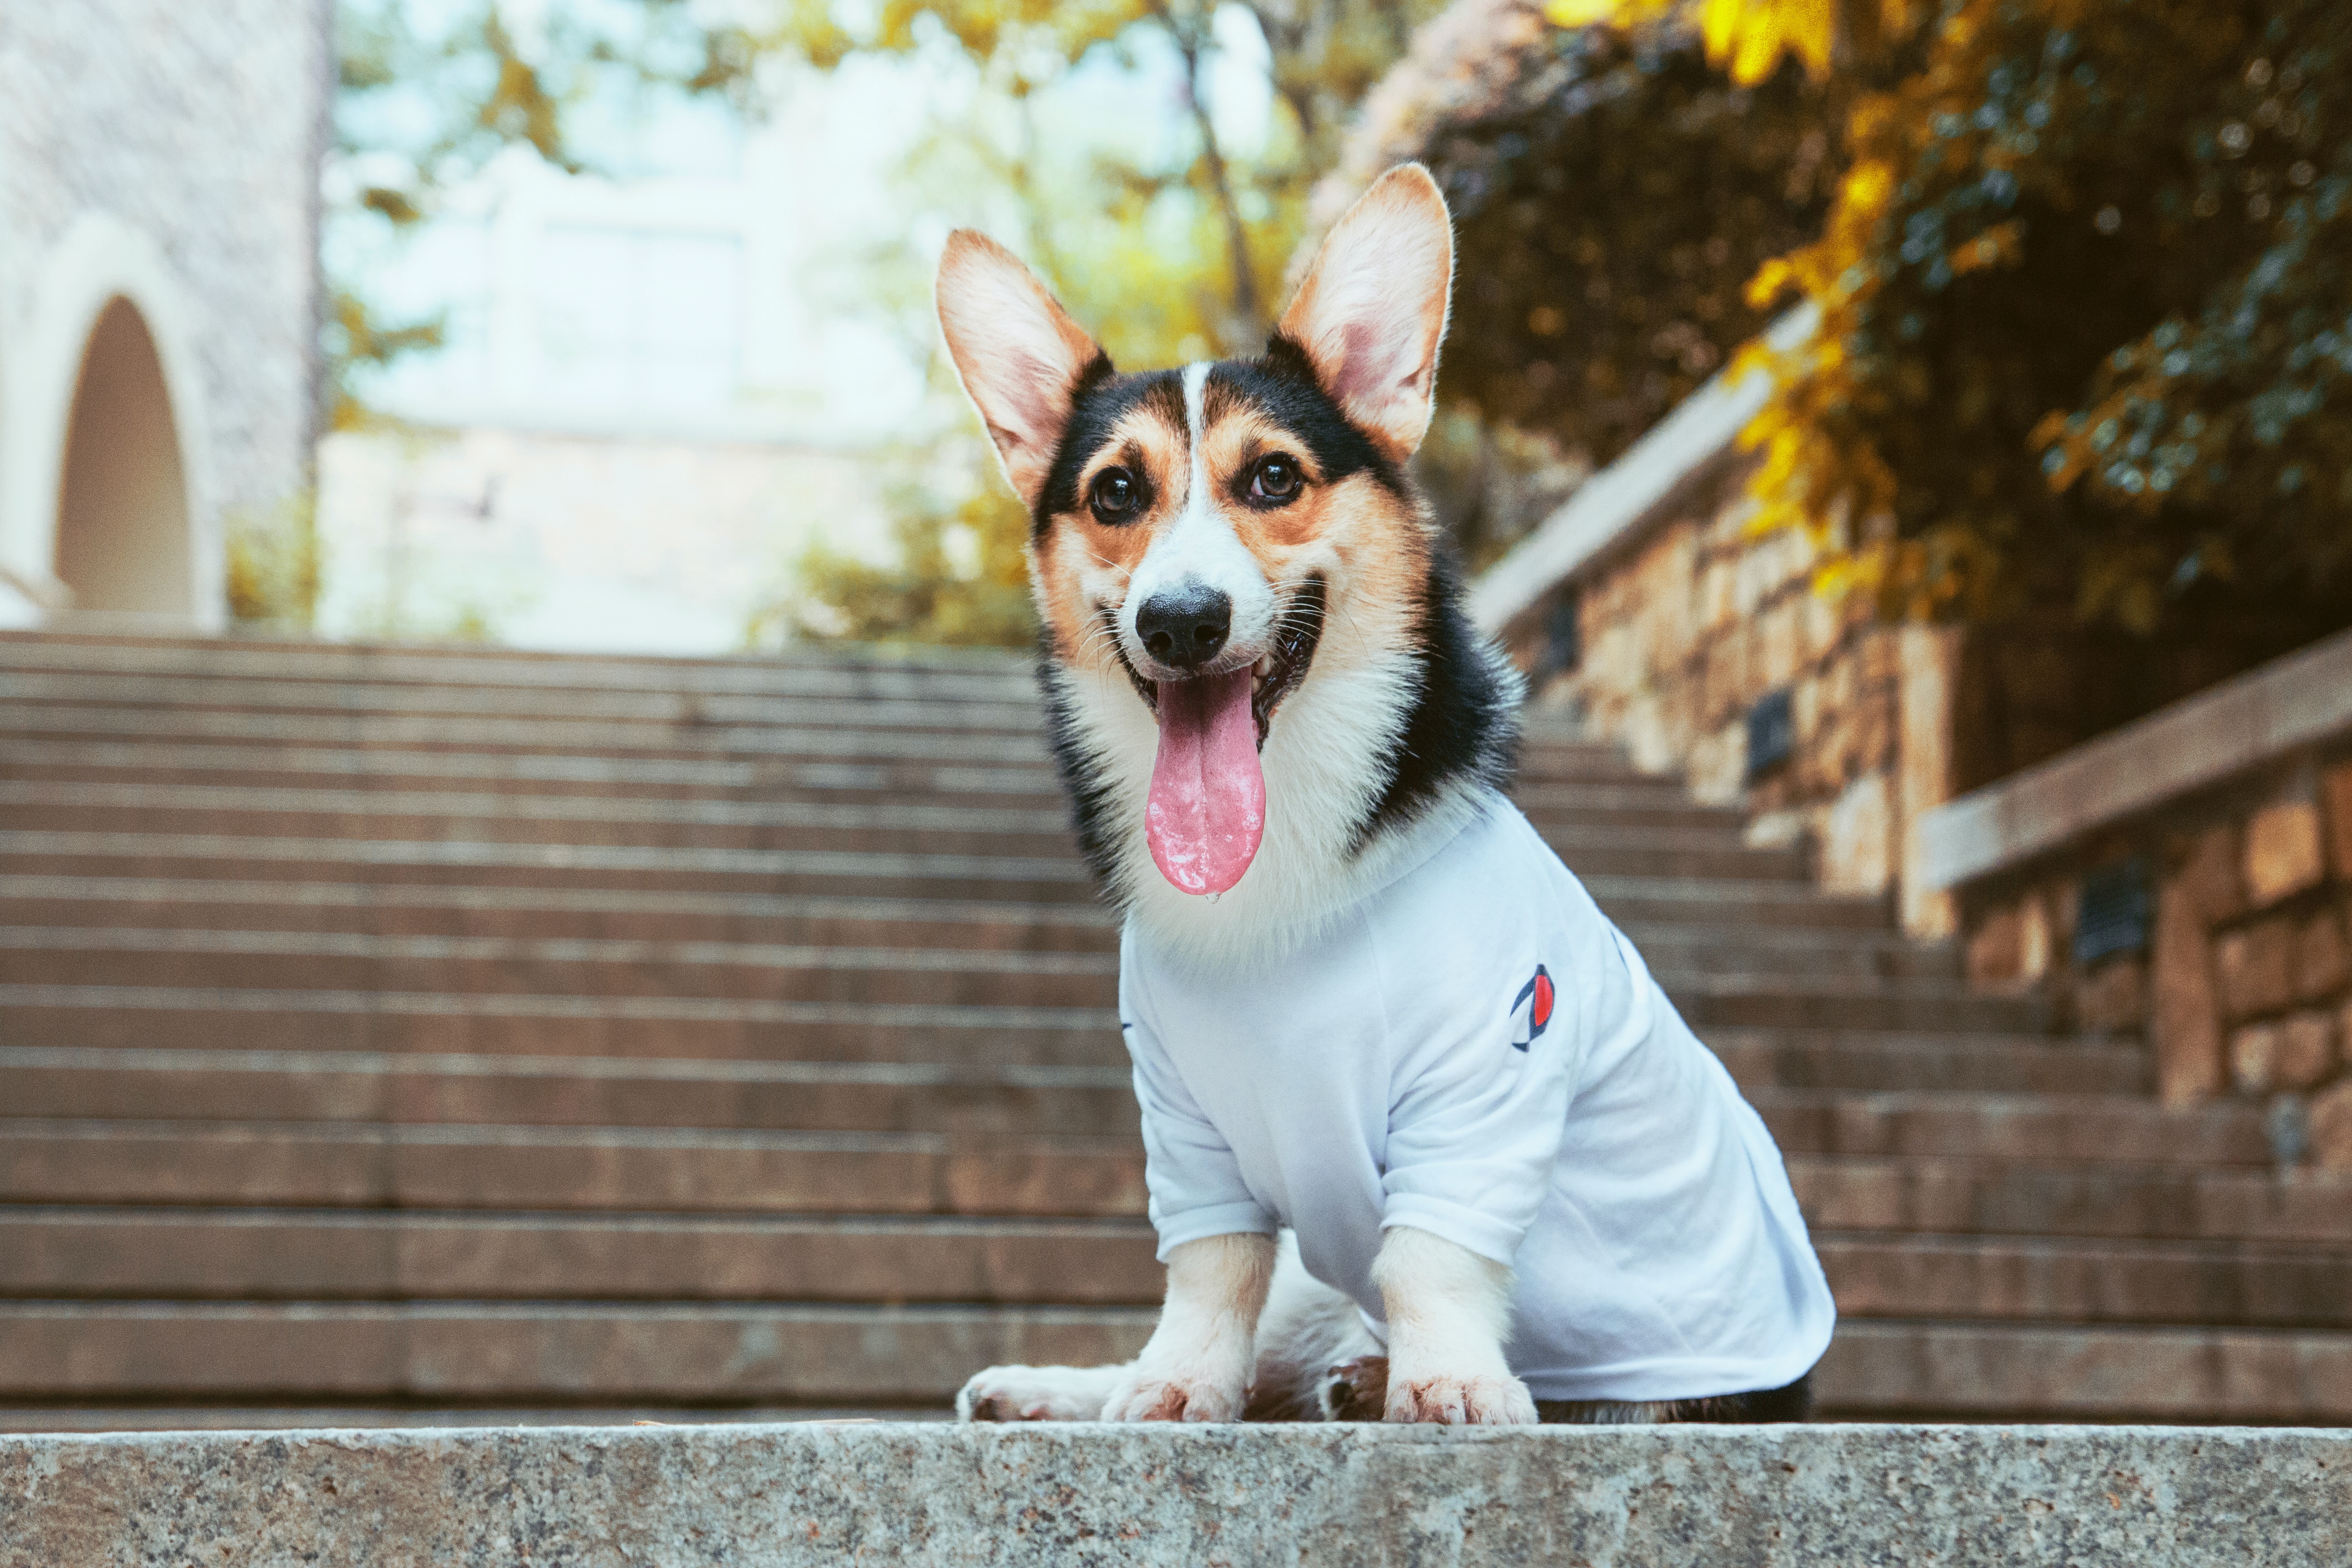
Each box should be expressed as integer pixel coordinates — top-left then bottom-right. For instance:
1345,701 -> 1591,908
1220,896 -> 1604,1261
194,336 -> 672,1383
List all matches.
936,232 -> 1105,515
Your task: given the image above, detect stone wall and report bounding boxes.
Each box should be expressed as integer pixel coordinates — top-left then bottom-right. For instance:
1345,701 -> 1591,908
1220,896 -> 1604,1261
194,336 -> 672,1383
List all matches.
0,0 -> 328,623
1964,749 -> 2352,1162
1499,447 -> 1965,932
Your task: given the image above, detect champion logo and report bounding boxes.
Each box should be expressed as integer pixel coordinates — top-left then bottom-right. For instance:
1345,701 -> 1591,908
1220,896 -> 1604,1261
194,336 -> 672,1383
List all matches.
1509,964 -> 1555,1052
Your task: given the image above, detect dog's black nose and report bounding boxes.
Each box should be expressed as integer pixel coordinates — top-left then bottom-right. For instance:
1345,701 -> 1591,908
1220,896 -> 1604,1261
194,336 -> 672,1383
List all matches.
1136,585 -> 1232,671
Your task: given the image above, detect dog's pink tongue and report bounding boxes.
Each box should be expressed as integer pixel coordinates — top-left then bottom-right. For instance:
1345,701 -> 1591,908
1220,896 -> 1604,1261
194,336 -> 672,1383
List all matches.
1146,669 -> 1264,896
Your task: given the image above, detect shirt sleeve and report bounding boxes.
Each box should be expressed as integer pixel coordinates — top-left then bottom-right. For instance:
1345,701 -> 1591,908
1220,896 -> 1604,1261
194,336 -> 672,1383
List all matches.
1123,968 -> 1278,1261
1373,904 -> 1640,1268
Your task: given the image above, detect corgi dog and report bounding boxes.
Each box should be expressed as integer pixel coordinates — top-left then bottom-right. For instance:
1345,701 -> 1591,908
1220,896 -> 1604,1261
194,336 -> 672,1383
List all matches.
934,165 -> 1834,1426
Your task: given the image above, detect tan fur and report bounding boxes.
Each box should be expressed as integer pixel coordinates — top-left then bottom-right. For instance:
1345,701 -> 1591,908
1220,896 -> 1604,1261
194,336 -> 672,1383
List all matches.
935,230 -> 1103,512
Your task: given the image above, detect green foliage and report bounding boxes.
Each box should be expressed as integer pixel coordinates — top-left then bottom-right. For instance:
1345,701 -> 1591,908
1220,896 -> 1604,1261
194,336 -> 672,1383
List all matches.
1426,17 -> 1836,467
1745,0 -> 2352,634
760,455 -> 1037,648
764,1 -> 1449,641
225,491 -> 322,631
328,0 -> 713,425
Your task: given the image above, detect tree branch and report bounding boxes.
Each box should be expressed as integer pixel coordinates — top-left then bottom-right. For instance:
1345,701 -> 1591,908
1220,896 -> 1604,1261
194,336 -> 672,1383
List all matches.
1147,0 -> 1262,343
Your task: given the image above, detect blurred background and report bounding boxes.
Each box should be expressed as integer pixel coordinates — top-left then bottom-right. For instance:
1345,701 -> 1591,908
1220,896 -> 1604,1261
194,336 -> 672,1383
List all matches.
4,0 -> 2352,1430
8,0 -> 2348,666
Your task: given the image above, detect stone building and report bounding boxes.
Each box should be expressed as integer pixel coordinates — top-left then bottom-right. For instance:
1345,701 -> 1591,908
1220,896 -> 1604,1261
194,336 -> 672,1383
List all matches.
0,0 -> 328,631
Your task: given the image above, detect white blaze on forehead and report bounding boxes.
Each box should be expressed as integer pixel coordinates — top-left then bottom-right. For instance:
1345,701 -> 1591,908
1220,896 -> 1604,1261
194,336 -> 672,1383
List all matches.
1123,362 -> 1277,659
1181,360 -> 1213,512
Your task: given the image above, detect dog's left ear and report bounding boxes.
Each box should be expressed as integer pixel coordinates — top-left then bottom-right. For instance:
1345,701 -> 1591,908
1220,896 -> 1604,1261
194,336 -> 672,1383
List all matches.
1275,164 -> 1454,460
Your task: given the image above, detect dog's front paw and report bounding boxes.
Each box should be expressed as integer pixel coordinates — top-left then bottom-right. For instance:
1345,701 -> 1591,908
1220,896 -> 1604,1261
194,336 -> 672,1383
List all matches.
957,1364 -> 1115,1422
1101,1365 -> 1245,1423
1384,1367 -> 1538,1426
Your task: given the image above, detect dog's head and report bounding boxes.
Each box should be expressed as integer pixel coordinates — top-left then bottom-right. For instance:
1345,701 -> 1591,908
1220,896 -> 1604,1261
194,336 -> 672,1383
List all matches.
935,166 -> 1456,901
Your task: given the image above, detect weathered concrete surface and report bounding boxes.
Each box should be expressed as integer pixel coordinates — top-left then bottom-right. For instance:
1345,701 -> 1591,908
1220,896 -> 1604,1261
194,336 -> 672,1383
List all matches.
3,1424 -> 2347,1567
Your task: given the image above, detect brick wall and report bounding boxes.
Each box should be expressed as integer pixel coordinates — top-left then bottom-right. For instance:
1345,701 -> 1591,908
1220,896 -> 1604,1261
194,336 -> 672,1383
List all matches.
1965,754 -> 2352,1166
1524,455 -> 1959,925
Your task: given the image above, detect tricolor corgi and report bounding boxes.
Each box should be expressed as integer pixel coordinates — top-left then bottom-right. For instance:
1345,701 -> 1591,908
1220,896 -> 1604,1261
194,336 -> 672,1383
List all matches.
935,165 -> 1834,1426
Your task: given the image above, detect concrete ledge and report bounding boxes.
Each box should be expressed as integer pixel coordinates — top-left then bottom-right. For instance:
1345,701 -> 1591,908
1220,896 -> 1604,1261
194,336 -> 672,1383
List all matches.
1916,626 -> 2352,891
1468,305 -> 1816,637
4,1424 -> 2348,1566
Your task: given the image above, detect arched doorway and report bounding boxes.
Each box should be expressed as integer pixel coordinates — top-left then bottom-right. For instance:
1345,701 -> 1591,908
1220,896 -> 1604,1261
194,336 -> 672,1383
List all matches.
52,297 -> 194,618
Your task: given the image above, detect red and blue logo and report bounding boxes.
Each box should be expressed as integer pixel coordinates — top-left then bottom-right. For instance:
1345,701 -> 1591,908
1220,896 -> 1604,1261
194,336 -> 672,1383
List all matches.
1509,965 -> 1554,1052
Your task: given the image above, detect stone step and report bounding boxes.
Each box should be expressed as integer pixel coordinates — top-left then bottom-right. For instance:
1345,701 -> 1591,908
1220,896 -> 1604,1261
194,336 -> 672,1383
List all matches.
0,629 -> 1040,697
0,1300 -> 2343,1418
0,702 -> 1062,764
0,1048 -> 1137,1134
1815,1233 -> 2352,1329
1671,975 -> 2046,1034
1814,1320 -> 2352,1421
0,737 -> 1068,807
15,1211 -> 2347,1332
0,1209 -> 1162,1304
0,700 -> 1634,786
0,1404 -> 943,1430
0,930 -> 1124,1010
1637,928 -> 1962,982
0,1121 -> 1147,1215
1760,1091 -> 2270,1167
0,671 -> 1054,734
1708,1029 -> 2147,1094
1539,828 -> 1804,882
1578,874 -> 1894,931
0,1034 -> 2146,1137
0,834 -> 1852,916
0,786 -> 1083,860
0,878 -> 1917,982
0,1098 -> 2267,1212
0,876 -> 1123,951
0,832 -> 1101,902
0,926 -> 1996,1010
1788,1157 -> 2352,1245
0,1034 -> 2145,1137
0,1301 -> 1155,1403
1514,777 -> 1725,811
6,1424 -> 2349,1563
0,987 -> 1124,1065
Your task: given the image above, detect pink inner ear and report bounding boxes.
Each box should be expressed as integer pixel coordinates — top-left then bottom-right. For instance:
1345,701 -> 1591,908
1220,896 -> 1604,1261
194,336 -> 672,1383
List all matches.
1279,171 -> 1452,452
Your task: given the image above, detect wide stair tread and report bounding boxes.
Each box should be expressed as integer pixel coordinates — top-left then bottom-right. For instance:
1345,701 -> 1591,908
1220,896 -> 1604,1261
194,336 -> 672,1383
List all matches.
0,630 -> 2319,1426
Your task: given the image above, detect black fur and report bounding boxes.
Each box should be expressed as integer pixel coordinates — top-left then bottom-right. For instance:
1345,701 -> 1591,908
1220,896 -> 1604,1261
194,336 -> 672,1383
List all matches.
1033,358 -> 1179,534
1210,336 -> 1411,498
1039,637 -> 1132,894
1353,545 -> 1520,853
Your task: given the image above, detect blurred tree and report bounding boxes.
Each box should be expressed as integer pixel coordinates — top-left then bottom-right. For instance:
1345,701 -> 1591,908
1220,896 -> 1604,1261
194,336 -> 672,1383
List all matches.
751,449 -> 1037,648
1370,0 -> 2349,643
726,1 -> 1463,644
1744,0 -> 2352,638
329,0 -> 722,430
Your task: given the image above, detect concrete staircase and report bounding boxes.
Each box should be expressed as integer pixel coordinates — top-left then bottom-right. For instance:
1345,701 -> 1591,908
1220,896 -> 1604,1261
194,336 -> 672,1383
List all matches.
0,629 -> 2345,1429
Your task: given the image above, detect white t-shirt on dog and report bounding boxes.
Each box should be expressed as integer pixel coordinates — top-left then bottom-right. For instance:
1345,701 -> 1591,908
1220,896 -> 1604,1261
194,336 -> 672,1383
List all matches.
1122,793 -> 1837,1404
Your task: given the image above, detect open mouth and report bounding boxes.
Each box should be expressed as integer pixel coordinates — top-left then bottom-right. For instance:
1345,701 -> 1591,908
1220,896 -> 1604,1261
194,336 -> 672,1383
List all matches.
1115,577 -> 1326,898
1110,575 -> 1327,749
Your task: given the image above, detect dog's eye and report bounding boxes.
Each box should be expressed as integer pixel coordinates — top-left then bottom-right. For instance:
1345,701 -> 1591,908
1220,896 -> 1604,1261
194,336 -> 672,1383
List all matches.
1250,455 -> 1302,504
1090,467 -> 1140,520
